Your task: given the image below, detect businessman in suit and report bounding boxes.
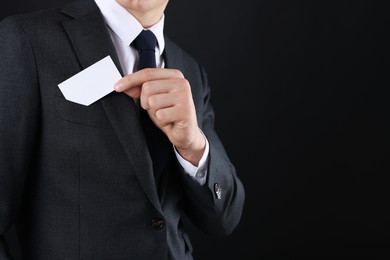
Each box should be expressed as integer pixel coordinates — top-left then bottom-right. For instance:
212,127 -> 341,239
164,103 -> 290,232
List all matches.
0,0 -> 245,259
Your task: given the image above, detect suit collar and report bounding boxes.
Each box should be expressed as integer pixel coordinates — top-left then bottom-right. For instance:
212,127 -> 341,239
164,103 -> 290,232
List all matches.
61,0 -> 166,213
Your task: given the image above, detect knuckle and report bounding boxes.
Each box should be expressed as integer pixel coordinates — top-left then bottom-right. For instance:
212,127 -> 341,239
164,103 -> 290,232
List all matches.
155,109 -> 165,121
177,78 -> 191,90
140,98 -> 148,110
155,109 -> 161,119
142,82 -> 151,94
143,68 -> 155,77
148,96 -> 157,108
172,69 -> 184,78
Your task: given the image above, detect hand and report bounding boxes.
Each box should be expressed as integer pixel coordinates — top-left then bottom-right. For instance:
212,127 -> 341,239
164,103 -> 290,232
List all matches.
114,68 -> 206,166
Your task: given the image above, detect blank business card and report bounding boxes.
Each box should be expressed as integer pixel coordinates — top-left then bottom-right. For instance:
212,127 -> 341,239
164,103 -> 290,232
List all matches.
58,56 -> 122,106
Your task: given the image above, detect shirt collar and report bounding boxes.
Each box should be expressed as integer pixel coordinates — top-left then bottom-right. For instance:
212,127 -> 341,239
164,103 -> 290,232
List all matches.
94,0 -> 165,54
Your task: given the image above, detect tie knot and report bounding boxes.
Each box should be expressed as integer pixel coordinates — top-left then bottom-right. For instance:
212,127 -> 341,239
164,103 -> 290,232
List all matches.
132,30 -> 157,52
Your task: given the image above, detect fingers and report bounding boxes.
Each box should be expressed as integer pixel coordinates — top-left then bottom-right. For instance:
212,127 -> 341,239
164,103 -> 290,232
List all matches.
113,67 -> 199,152
142,79 -> 192,129
154,106 -> 188,127
146,90 -> 191,125
114,68 -> 184,97
140,78 -> 190,110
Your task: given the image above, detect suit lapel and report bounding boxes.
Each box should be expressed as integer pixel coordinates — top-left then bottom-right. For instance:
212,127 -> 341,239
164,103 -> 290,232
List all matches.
164,37 -> 185,71
61,0 -> 162,213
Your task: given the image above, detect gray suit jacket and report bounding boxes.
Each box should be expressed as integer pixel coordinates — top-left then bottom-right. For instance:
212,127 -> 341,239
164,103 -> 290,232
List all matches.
0,0 -> 245,259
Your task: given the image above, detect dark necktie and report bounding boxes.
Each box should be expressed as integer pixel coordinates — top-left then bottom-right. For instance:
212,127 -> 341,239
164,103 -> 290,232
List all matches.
132,30 -> 170,184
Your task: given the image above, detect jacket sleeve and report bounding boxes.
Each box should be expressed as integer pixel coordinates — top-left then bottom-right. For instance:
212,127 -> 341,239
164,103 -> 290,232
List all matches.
0,17 -> 40,259
180,64 -> 245,237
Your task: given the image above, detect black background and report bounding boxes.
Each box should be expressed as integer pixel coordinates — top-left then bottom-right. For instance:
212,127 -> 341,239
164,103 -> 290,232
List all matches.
1,0 -> 390,259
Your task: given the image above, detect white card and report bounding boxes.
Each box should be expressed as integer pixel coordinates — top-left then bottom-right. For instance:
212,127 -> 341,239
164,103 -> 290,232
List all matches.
58,56 -> 122,106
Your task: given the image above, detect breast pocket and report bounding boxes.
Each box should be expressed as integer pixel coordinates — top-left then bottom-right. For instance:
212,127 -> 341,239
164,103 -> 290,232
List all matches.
54,95 -> 111,129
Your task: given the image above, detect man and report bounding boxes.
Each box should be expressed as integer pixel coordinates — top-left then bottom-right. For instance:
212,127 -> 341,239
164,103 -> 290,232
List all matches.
0,0 -> 245,259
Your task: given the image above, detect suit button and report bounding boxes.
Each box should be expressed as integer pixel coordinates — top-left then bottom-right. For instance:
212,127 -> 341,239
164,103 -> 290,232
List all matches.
151,218 -> 165,230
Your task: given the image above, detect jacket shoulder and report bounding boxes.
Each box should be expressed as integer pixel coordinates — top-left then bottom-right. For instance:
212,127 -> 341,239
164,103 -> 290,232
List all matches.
1,7 -> 66,27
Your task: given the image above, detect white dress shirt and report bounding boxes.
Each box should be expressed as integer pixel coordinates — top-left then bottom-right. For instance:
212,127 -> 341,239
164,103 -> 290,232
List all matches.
94,0 -> 209,185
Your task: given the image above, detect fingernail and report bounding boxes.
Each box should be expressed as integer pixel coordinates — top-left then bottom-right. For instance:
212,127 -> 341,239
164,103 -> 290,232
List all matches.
114,82 -> 123,92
